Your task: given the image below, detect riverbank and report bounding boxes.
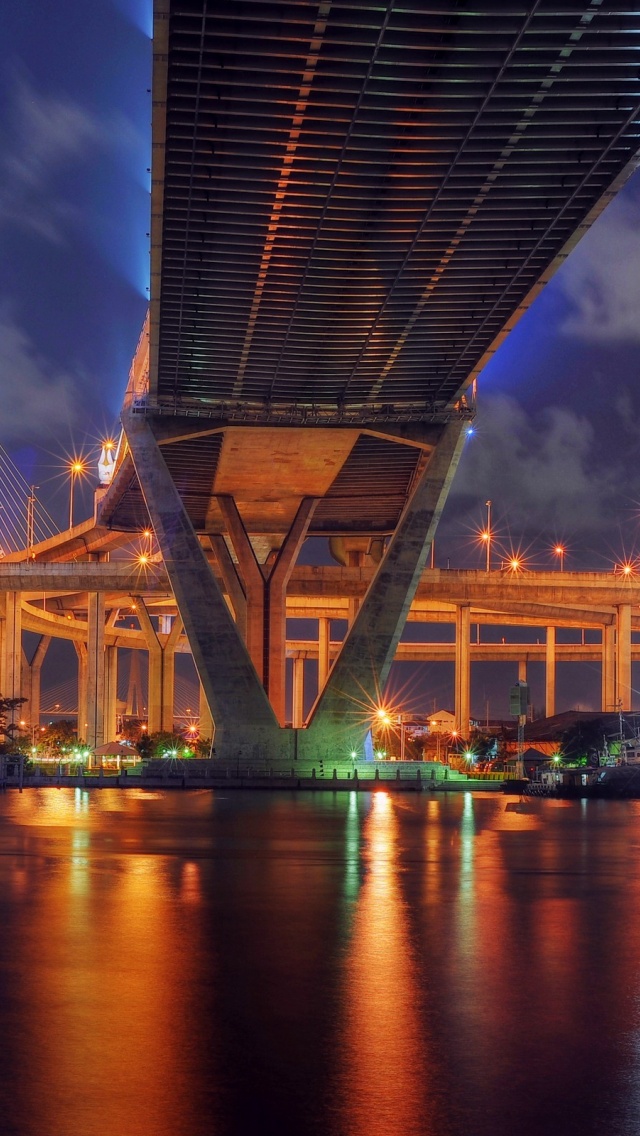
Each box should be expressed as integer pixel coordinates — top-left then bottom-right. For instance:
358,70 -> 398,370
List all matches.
0,764 -> 506,793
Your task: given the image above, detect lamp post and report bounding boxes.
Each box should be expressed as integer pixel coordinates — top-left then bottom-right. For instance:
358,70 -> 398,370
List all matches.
484,499 -> 492,571
26,485 -> 38,555
68,459 -> 85,529
554,545 -> 565,572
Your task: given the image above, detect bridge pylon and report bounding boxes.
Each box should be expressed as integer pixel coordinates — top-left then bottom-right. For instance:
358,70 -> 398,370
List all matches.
123,409 -> 466,764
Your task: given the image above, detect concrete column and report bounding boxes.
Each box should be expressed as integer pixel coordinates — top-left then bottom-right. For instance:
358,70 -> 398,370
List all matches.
136,600 -> 163,733
218,496 -> 265,680
209,534 -> 247,637
127,409 -> 278,759
199,682 -> 214,741
307,418 -> 466,755
518,659 -> 527,683
104,646 -> 118,742
266,498 -> 317,725
318,617 -> 330,691
616,603 -> 632,711
160,615 -> 183,732
74,642 -> 88,741
602,623 -> 616,712
292,658 -> 305,728
545,627 -> 556,719
455,604 -> 471,737
86,592 -> 106,750
2,592 -> 23,729
21,636 -> 50,733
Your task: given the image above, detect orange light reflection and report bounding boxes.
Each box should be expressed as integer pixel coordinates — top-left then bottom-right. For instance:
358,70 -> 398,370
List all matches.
334,793 -> 433,1136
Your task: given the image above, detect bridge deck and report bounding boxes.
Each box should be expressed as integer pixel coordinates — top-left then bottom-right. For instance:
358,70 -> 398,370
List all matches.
150,0 -> 640,420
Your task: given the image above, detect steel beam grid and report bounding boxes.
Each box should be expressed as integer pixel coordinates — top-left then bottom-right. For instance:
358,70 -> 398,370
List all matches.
152,0 -> 640,419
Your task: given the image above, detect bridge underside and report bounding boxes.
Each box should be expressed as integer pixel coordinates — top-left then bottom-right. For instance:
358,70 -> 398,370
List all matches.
100,0 -> 640,760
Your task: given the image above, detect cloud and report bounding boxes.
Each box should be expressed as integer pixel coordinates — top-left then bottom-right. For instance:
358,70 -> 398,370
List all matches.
450,394 -> 621,535
0,74 -> 100,243
558,185 -> 640,342
0,314 -> 79,440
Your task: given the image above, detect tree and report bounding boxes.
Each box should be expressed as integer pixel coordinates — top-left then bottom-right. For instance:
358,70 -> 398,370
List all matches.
0,697 -> 28,752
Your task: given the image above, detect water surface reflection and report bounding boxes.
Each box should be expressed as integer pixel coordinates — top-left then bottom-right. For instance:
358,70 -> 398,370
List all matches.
0,790 -> 640,1135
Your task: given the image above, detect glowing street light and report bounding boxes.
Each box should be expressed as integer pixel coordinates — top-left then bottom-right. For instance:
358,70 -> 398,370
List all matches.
554,544 -> 565,572
484,499 -> 492,571
67,458 -> 86,529
616,560 -> 637,578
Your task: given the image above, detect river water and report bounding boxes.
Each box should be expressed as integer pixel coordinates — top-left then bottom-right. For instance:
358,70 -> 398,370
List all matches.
1,789 -> 639,1135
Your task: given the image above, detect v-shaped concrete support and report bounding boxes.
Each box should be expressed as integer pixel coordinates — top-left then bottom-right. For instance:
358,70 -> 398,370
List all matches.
303,418 -> 466,757
123,411 -> 285,760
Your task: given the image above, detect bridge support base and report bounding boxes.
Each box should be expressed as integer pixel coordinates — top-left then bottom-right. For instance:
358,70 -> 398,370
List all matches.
301,419 -> 466,760
124,411 -> 465,764
124,410 -> 287,762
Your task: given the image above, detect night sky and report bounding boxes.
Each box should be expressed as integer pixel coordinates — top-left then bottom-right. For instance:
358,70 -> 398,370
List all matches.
3,2 -> 640,717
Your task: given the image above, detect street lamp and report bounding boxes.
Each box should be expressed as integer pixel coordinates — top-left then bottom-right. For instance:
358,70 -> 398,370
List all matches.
554,544 -> 565,572
483,499 -> 492,571
68,458 -> 86,529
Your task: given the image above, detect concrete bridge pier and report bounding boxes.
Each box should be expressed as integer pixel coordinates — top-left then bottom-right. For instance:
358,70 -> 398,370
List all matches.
21,635 -> 50,735
216,495 -> 318,725
301,419 -> 467,760
546,627 -> 556,719
616,603 -> 632,712
104,645 -> 118,744
135,600 -> 182,733
602,623 -> 616,712
318,617 -> 331,691
123,411 -> 289,764
455,605 -> 470,737
199,682 -> 214,742
124,410 -> 465,763
74,642 -> 87,741
292,658 -> 305,728
1,592 -> 23,730
85,593 -> 105,750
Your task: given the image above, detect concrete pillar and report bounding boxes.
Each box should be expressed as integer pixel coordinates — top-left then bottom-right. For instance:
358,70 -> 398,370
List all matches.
199,682 -> 214,741
318,617 -> 330,692
518,659 -> 527,683
293,658 -> 305,728
266,498 -> 317,725
2,592 -> 23,729
160,616 -> 183,732
220,495 -> 316,725
616,603 -> 632,711
455,604 -> 471,737
74,642 -> 88,741
307,418 -> 466,754
218,496 -> 265,679
136,601 -> 163,734
104,646 -> 118,742
602,623 -> 616,712
545,627 -> 556,719
86,592 -> 106,750
125,407 -> 278,760
20,635 -> 50,733
209,534 -> 247,636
